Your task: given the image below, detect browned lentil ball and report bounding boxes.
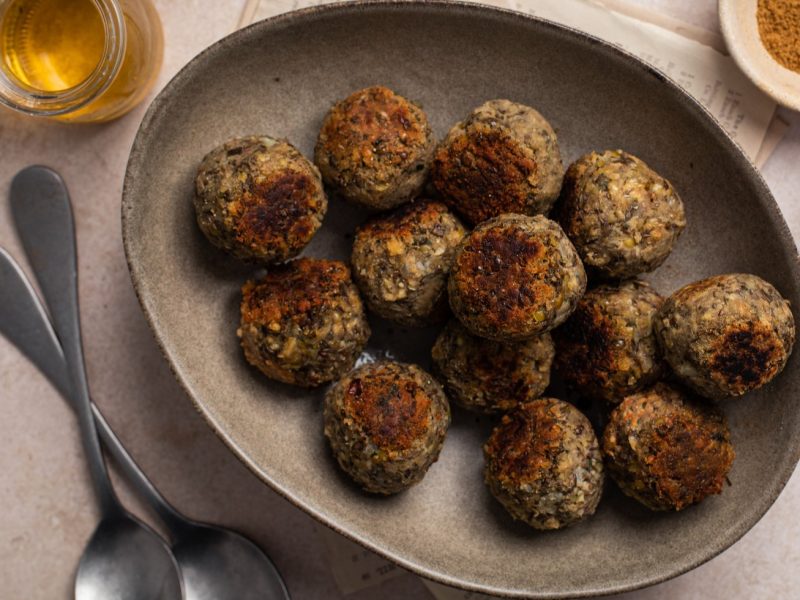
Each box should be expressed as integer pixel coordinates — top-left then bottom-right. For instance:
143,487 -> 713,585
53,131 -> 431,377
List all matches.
195,136 -> 326,263
431,319 -> 554,414
553,280 -> 664,403
448,214 -> 586,341
602,383 -> 735,511
431,99 -> 564,224
324,361 -> 451,494
655,273 -> 795,399
238,258 -> 370,387
314,85 -> 434,210
351,199 -> 467,326
484,398 -> 604,530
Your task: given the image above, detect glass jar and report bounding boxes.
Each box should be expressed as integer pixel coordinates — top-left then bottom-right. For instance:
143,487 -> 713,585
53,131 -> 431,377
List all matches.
0,0 -> 163,122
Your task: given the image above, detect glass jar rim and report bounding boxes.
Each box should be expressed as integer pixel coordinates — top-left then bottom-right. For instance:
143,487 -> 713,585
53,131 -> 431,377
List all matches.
0,0 -> 127,116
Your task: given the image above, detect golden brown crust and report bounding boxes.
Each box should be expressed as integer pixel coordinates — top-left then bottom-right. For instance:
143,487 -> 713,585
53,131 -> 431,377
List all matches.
432,125 -> 537,224
343,364 -> 432,452
453,226 -> 555,330
323,361 -> 451,494
602,383 -> 734,511
553,281 -> 664,403
239,258 -> 370,387
230,170 -> 320,254
655,273 -> 795,399
241,258 -> 350,327
314,86 -> 433,209
195,137 -> 326,263
318,86 -> 427,171
708,322 -> 785,395
431,99 -> 563,224
357,198 -> 451,240
448,214 -> 586,340
485,400 -> 567,486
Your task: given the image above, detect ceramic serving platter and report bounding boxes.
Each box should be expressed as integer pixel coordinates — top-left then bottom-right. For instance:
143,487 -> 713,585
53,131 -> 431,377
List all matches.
122,2 -> 800,597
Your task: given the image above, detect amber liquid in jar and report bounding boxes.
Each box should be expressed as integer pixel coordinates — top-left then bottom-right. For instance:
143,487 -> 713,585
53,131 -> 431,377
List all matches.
0,0 -> 163,122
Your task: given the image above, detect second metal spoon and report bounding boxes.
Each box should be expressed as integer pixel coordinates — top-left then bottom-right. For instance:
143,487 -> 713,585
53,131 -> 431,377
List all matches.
0,196 -> 182,600
7,166 -> 290,600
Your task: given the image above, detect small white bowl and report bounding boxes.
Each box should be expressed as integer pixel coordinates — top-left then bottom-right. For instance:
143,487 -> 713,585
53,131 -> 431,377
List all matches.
719,0 -> 800,111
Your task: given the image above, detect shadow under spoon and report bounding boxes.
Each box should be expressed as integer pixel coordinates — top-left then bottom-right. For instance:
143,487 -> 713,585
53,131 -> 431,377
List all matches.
6,166 -> 290,600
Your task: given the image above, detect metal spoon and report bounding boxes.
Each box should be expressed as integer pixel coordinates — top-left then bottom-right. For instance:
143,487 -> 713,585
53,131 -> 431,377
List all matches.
7,166 -> 291,600
4,171 -> 182,600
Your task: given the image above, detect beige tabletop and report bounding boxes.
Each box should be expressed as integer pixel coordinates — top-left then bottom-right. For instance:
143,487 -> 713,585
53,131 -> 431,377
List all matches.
1,1 -> 798,598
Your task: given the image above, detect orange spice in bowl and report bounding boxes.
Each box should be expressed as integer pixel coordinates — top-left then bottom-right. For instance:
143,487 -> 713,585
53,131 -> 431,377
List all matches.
757,0 -> 800,73
720,0 -> 800,110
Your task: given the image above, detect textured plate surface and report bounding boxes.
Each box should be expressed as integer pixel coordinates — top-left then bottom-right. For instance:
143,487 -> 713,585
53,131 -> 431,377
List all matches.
122,2 -> 800,597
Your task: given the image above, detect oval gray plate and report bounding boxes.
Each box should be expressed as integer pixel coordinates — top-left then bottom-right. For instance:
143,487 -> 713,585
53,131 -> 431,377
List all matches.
122,2 -> 800,597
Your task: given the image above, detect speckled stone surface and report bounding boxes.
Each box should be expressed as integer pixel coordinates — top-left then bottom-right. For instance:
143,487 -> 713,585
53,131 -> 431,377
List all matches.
1,1 -> 799,599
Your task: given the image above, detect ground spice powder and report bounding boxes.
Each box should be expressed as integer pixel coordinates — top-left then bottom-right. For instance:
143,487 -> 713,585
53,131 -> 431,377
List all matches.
757,0 -> 800,73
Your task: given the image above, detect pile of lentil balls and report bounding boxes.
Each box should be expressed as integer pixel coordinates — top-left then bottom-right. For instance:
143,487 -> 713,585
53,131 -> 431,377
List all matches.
193,85 -> 796,530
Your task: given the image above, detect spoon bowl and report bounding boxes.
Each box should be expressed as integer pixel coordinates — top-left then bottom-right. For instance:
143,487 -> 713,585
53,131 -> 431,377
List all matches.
172,525 -> 290,600
77,517 -> 183,600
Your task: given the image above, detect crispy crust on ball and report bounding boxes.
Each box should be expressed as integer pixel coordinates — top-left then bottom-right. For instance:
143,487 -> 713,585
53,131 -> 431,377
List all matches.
553,280 -> 664,403
432,99 -> 564,224
602,383 -> 735,511
324,361 -> 451,494
655,273 -> 795,399
351,200 -> 467,326
195,136 -> 326,263
556,150 -> 685,279
431,319 -> 554,413
314,86 -> 434,210
483,398 -> 604,529
448,214 -> 586,341
238,258 -> 370,387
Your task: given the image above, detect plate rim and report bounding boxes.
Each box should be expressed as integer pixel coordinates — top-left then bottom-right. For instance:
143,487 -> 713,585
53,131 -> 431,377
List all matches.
121,2 -> 800,597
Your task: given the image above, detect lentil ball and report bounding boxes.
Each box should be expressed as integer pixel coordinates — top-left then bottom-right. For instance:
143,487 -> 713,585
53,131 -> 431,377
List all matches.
195,136 -> 326,263
238,258 -> 370,387
557,149 -> 685,279
351,199 -> 467,326
431,99 -> 564,224
553,280 -> 664,403
324,361 -> 451,494
314,85 -> 434,210
484,398 -> 604,530
602,383 -> 735,510
431,319 -> 554,414
655,273 -> 795,399
448,213 -> 586,341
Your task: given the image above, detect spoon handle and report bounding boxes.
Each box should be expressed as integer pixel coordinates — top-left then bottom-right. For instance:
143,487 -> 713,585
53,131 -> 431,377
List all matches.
0,246 -> 188,533
92,404 -> 187,534
10,166 -> 118,518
